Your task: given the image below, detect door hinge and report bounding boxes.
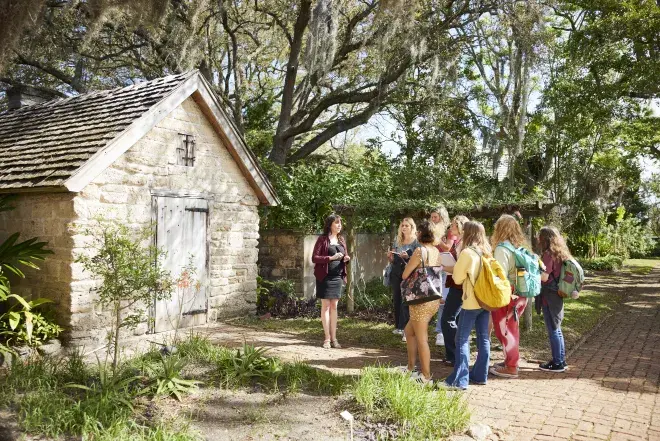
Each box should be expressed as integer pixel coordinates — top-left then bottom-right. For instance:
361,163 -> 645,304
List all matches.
182,308 -> 207,316
185,207 -> 209,213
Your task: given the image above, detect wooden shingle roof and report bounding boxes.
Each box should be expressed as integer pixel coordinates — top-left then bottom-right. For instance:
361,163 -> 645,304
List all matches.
0,72 -> 194,189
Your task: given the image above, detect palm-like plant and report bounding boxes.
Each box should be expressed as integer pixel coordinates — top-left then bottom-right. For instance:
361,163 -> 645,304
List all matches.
0,195 -> 55,353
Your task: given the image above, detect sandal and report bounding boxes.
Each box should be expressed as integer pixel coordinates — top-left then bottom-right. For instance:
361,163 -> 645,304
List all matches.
331,339 -> 342,349
322,340 -> 331,349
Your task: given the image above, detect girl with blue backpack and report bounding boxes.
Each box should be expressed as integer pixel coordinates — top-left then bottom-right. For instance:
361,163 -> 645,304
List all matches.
489,215 -> 538,379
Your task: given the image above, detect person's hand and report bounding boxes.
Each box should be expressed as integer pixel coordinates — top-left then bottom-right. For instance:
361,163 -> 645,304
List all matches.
399,251 -> 409,260
511,294 -> 519,300
331,252 -> 344,261
343,255 -> 351,263
571,290 -> 580,300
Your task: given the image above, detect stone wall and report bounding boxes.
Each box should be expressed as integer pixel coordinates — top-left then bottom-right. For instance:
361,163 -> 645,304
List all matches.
258,230 -> 390,299
0,193 -> 76,329
257,230 -> 306,297
68,96 -> 261,346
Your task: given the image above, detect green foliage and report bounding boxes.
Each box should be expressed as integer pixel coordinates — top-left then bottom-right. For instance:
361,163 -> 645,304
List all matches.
216,344 -> 282,388
1,354 -> 200,440
0,203 -> 57,352
348,277 -> 392,313
148,354 -> 201,401
568,206 -> 655,258
256,276 -> 316,318
352,367 -> 470,440
76,222 -> 173,371
580,255 -> 624,272
0,298 -> 62,347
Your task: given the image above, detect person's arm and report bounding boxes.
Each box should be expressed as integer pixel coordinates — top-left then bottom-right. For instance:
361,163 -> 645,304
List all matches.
402,248 -> 422,280
451,250 -> 473,285
437,235 -> 456,252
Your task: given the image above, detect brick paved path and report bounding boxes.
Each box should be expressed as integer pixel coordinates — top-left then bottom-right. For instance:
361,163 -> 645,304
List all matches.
466,267 -> 660,441
174,266 -> 660,441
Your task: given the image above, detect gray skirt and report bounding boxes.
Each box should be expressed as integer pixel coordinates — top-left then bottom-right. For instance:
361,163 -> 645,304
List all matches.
316,275 -> 343,299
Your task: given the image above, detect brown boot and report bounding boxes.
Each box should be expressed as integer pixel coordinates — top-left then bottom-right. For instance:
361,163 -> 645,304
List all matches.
489,365 -> 519,378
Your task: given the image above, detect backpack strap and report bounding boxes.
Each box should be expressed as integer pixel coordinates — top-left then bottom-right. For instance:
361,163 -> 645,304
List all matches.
467,246 -> 483,287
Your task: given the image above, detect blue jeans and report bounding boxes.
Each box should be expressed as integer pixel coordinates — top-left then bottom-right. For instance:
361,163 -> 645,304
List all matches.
542,305 -> 565,364
434,278 -> 449,333
440,287 -> 463,363
445,308 -> 490,389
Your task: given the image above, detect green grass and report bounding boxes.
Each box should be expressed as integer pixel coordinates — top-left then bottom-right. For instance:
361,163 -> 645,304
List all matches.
623,258 -> 659,275
352,366 -> 470,440
0,355 -> 201,441
232,315 -> 406,348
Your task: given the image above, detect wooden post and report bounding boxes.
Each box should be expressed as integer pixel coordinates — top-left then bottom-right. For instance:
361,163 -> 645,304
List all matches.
522,215 -> 534,331
346,216 -> 357,314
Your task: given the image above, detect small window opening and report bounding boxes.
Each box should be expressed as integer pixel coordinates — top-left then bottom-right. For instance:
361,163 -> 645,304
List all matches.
177,133 -> 196,166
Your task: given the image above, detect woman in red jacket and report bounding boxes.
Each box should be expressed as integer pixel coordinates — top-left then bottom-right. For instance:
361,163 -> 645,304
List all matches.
312,214 -> 351,349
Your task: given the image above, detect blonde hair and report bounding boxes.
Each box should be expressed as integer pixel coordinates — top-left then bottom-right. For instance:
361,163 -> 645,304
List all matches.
397,217 -> 417,245
491,214 -> 529,249
430,206 -> 450,245
462,221 -> 492,257
538,226 -> 572,261
452,215 -> 469,237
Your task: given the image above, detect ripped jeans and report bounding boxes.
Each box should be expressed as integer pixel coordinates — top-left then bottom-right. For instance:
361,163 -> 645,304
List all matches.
440,287 -> 463,363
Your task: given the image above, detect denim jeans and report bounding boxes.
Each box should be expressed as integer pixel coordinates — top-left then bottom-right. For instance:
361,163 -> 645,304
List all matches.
391,275 -> 410,331
440,287 -> 463,363
434,278 -> 449,333
542,305 -> 565,364
445,308 -> 490,389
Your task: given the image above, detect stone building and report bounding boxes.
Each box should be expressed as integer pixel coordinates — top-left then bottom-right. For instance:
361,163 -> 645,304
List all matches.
0,71 -> 278,347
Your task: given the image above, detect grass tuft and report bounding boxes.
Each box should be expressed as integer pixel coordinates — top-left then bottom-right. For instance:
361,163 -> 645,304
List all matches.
353,366 -> 470,440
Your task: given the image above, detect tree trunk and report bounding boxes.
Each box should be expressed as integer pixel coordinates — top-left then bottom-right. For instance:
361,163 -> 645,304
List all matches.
269,0 -> 312,165
345,218 -> 356,314
112,301 -> 121,373
523,215 -> 535,332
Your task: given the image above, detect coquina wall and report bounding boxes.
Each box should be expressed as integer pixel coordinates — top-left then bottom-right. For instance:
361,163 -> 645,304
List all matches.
258,230 -> 390,299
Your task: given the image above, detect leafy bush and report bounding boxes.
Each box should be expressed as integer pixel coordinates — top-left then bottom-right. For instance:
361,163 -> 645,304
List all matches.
148,354 -> 201,401
215,344 -> 282,388
352,367 -> 470,440
256,276 -> 316,318
580,255 -> 624,271
350,277 -> 392,313
0,297 -> 62,347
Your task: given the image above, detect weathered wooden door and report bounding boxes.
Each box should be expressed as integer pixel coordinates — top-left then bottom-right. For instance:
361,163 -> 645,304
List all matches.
152,196 -> 208,333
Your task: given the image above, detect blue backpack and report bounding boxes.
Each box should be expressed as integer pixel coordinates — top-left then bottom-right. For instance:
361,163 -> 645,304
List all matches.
497,242 -> 542,298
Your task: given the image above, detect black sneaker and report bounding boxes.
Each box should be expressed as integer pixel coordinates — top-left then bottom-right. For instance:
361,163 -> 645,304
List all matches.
539,361 -> 566,372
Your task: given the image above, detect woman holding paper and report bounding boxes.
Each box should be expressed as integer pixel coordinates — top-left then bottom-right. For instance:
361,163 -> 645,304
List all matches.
388,218 -> 419,338
429,206 -> 451,346
439,215 -> 469,366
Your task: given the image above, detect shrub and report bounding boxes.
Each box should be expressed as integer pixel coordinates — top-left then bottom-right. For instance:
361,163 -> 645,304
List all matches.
580,255 -> 624,271
256,277 -> 316,318
350,277 -> 391,313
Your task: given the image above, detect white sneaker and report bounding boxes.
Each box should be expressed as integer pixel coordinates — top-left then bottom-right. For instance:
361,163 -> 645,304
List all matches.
435,333 -> 445,346
392,329 -> 403,335
402,334 -> 407,342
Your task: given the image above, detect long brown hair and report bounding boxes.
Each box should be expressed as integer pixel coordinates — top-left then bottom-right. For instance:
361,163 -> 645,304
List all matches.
323,214 -> 342,237
491,214 -> 529,249
462,221 -> 492,257
538,226 -> 572,261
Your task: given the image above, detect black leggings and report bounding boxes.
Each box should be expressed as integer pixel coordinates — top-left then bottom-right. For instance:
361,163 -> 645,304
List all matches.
441,287 -> 463,363
391,276 -> 410,330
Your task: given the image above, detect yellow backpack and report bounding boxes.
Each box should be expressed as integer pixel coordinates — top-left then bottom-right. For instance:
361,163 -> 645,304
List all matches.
468,247 -> 512,311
